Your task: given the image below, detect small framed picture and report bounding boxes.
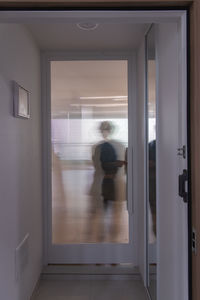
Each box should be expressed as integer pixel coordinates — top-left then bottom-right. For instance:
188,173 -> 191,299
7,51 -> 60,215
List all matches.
13,82 -> 30,119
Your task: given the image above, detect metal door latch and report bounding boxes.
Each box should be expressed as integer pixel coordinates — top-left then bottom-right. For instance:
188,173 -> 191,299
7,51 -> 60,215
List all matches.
179,169 -> 188,203
192,228 -> 197,254
177,145 -> 186,159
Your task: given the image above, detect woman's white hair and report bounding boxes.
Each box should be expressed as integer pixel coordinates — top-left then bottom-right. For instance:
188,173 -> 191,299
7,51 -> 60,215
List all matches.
99,121 -> 113,133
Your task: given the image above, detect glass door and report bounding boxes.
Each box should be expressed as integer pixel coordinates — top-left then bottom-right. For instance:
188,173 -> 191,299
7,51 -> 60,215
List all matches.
47,57 -> 135,263
145,25 -> 157,299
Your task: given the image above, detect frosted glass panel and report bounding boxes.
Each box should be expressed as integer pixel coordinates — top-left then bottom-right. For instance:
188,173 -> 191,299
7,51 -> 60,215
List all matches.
51,60 -> 129,244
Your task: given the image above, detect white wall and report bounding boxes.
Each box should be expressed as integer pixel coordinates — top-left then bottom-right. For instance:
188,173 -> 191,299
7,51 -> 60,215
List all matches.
0,24 -> 42,300
136,39 -> 146,284
156,22 -> 188,300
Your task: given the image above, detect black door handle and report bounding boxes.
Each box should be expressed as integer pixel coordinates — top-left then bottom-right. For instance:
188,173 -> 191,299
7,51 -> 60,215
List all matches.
179,169 -> 188,203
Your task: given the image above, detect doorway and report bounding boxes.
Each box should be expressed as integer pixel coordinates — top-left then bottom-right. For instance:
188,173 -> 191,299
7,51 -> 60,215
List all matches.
0,9 -> 188,300
40,12 -> 188,300
43,53 -> 136,264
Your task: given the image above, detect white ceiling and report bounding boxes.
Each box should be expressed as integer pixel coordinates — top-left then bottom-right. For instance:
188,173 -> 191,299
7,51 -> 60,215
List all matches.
26,22 -> 148,51
24,22 -> 148,119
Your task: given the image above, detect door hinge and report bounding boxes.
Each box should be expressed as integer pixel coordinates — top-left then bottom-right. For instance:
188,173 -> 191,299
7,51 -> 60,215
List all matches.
179,169 -> 188,203
192,228 -> 197,254
177,145 -> 186,159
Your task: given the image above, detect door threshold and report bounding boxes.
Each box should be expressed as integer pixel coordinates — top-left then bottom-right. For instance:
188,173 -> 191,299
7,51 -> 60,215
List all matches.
41,273 -> 141,280
42,264 -> 141,280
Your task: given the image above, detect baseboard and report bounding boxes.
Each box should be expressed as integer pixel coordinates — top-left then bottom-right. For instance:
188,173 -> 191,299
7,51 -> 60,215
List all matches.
30,275 -> 41,300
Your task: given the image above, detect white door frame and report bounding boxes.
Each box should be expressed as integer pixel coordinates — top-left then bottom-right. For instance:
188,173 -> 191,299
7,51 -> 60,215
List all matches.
155,19 -> 188,300
42,50 -> 137,264
143,14 -> 188,300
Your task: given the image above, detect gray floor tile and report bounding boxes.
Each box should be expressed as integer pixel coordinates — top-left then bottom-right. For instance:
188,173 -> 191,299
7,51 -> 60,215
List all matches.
33,278 -> 148,300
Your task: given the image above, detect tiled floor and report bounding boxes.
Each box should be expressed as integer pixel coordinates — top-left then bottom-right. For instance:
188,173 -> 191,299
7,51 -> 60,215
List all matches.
33,278 -> 148,300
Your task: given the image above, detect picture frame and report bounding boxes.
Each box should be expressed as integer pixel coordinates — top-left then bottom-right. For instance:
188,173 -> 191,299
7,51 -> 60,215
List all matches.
13,81 -> 30,119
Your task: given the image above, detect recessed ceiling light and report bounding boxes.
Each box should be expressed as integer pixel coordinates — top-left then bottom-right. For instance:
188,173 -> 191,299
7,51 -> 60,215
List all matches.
77,22 -> 99,31
80,96 -> 127,100
70,103 -> 127,107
